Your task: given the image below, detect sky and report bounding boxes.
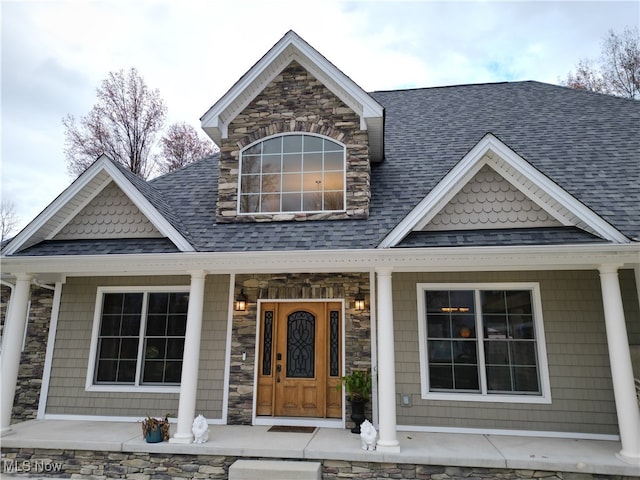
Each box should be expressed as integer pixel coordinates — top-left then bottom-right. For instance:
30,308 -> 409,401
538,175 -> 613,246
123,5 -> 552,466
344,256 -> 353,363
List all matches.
1,0 -> 638,233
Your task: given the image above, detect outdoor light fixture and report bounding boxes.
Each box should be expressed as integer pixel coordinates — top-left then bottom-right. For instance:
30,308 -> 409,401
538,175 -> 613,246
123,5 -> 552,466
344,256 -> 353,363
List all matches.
235,289 -> 248,311
354,289 -> 366,311
440,307 -> 470,313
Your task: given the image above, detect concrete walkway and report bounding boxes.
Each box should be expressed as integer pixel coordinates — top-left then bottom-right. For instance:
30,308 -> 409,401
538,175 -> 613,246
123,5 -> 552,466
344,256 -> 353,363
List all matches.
1,419 -> 639,477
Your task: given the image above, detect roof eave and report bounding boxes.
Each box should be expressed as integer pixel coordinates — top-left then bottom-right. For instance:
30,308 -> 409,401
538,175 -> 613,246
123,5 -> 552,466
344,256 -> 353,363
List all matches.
2,243 -> 639,277
200,30 -> 384,161
3,156 -> 195,256
378,134 -> 630,248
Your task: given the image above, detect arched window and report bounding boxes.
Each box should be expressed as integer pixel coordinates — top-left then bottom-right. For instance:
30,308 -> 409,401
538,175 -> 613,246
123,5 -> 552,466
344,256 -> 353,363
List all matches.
239,134 -> 345,214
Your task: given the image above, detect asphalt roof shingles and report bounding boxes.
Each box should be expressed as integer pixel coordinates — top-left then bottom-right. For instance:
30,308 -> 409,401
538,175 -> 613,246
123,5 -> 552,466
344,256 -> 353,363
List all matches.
157,82 -> 638,252
13,81 -> 640,256
397,227 -> 608,248
15,238 -> 179,256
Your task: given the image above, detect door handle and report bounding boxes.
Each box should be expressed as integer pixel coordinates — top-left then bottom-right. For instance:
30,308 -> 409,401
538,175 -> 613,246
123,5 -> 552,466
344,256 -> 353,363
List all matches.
276,364 -> 282,382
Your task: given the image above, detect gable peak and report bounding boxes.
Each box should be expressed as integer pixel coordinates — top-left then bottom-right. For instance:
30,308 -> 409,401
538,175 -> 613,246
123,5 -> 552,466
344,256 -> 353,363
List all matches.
379,134 -> 628,248
200,31 -> 384,162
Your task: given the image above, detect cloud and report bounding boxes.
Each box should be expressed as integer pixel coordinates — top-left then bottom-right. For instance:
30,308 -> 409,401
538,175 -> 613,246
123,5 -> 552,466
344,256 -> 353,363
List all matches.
1,0 -> 638,232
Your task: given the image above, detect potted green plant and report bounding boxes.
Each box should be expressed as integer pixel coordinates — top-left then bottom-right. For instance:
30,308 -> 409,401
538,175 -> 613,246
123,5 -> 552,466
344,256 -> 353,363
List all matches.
339,369 -> 372,433
141,415 -> 170,443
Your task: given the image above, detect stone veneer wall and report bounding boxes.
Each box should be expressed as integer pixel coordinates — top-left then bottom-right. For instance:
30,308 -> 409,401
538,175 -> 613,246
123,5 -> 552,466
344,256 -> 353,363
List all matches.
1,449 -> 637,479
216,61 -> 371,223
0,284 -> 53,423
228,273 -> 371,426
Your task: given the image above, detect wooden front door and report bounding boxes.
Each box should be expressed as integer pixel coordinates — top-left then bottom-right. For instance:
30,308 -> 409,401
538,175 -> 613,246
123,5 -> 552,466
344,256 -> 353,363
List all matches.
257,302 -> 342,418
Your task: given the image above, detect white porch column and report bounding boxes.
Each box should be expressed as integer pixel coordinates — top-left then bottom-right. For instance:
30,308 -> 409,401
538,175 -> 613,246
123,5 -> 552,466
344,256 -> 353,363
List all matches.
375,267 -> 400,452
1,274 -> 32,435
599,265 -> 640,464
170,271 -> 206,444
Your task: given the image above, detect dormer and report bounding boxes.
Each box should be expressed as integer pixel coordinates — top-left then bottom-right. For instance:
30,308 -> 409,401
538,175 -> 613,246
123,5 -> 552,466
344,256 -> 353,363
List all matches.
201,31 -> 384,223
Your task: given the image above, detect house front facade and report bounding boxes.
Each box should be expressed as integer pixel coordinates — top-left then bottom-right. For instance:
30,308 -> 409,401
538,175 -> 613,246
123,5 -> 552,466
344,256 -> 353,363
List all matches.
1,31 -> 639,465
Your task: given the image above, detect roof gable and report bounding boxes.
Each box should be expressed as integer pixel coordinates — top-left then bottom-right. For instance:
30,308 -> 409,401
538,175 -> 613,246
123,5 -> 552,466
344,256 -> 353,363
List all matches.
52,181 -> 163,240
379,134 -> 629,248
422,164 -> 564,231
3,155 -> 194,255
200,30 -> 384,161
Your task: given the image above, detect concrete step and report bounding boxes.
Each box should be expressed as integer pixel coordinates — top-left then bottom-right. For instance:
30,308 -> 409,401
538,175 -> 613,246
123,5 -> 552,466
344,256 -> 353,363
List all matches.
229,460 -> 321,480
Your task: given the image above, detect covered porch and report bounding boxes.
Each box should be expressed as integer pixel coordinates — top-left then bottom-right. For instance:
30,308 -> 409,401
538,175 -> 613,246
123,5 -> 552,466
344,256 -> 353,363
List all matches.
1,419 -> 639,478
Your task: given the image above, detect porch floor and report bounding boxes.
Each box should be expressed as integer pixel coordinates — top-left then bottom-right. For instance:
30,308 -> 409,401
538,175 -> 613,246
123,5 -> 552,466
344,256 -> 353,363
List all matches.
1,419 -> 639,477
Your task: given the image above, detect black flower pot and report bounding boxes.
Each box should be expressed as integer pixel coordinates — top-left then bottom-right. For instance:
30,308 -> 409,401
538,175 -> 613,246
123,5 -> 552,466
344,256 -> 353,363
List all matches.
350,398 -> 366,433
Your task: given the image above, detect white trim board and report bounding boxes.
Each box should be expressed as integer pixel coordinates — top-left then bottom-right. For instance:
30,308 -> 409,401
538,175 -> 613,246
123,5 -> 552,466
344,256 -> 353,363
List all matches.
200,30 -> 384,161
379,134 -> 628,248
43,414 -> 225,425
3,155 -> 194,255
37,281 -> 64,419
415,282 -> 552,404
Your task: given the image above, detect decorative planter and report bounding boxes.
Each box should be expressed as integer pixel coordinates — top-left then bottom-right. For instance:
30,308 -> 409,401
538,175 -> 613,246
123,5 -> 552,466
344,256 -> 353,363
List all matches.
144,428 -> 164,443
350,398 -> 367,434
141,416 -> 170,443
339,369 -> 372,434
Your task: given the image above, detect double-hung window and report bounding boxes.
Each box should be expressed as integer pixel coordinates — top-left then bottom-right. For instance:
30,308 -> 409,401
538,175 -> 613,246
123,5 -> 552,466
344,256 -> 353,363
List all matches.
87,287 -> 189,392
417,283 -> 551,403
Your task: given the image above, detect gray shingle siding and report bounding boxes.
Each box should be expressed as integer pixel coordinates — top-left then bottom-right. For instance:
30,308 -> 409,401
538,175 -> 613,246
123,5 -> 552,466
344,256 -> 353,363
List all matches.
369,82 -> 639,242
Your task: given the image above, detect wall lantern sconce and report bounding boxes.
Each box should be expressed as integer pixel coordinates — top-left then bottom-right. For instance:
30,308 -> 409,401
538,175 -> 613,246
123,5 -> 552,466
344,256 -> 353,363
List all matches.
354,289 -> 366,311
235,289 -> 248,311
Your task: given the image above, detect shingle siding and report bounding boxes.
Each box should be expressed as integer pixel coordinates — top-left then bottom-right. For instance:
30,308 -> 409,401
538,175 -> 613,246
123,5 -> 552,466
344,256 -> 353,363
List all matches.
45,275 -> 229,419
392,269 -> 639,435
424,164 -> 563,231
370,83 -> 640,242
54,181 -> 162,240
11,83 -> 637,256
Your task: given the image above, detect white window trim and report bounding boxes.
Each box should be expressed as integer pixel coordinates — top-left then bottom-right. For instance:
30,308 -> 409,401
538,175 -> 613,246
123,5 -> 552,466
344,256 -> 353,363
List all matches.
416,282 -> 551,404
86,285 -> 189,393
237,132 -> 347,216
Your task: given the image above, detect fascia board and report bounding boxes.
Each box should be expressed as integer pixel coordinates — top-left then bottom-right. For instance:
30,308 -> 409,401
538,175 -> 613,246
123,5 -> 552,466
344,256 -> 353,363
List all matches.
483,140 -> 629,244
3,156 -> 194,255
100,162 -> 195,252
200,32 -> 298,131
379,134 -> 628,248
2,156 -> 114,256
291,36 -> 383,120
200,31 -> 383,140
378,135 -> 494,248
45,174 -> 114,240
2,243 -> 639,276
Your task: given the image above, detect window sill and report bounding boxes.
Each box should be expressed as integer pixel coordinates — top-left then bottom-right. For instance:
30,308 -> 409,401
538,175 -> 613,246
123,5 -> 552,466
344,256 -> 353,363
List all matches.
86,385 -> 181,394
421,392 -> 552,404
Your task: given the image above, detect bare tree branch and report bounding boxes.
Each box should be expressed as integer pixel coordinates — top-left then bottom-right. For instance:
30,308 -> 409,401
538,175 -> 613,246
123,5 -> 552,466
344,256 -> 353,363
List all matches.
562,26 -> 639,100
156,122 -> 217,174
1,198 -> 21,243
601,27 -> 640,99
63,68 -> 167,178
564,58 -> 610,94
